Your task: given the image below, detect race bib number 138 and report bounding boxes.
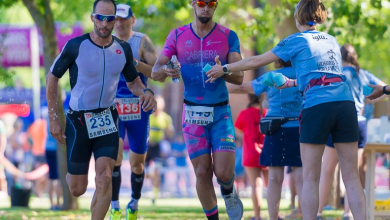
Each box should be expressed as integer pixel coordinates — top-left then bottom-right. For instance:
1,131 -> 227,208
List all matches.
84,109 -> 117,139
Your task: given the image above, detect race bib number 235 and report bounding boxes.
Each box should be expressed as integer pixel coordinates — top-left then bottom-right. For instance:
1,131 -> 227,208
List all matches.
84,109 -> 117,139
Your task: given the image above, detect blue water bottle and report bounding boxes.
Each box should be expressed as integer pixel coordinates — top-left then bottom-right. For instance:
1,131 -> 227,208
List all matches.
168,55 -> 180,83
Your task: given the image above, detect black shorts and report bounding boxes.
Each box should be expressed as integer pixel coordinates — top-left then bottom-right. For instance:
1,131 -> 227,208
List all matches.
327,120 -> 367,148
300,101 -> 359,144
65,106 -> 119,175
145,142 -> 161,167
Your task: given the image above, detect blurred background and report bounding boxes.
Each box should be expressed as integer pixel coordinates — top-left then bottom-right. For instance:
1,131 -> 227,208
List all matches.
0,0 -> 389,219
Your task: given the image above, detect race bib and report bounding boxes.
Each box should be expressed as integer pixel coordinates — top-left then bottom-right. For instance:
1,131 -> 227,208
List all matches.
184,106 -> 214,126
84,109 -> 117,139
116,98 -> 141,121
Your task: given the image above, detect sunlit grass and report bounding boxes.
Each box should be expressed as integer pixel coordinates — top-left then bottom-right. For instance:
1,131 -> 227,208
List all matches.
0,195 -> 344,220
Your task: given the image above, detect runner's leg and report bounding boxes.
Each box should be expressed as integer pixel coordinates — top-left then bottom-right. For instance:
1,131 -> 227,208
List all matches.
91,156 -> 116,220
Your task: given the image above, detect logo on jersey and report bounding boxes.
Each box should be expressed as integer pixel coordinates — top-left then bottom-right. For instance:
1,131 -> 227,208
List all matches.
312,35 -> 327,41
277,38 -> 289,47
317,49 -> 339,71
116,49 -> 122,54
185,40 -> 193,47
85,113 -> 92,119
206,40 -> 221,46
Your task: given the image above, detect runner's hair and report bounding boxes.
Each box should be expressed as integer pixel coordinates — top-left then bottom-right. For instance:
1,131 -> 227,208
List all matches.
93,0 -> 117,13
341,44 -> 360,74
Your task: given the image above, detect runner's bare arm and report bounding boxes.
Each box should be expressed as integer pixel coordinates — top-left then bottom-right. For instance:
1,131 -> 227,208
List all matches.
227,82 -> 255,94
136,35 -> 158,79
151,54 -> 179,82
223,52 -> 244,85
126,77 -> 157,112
206,51 -> 280,82
46,72 -> 66,145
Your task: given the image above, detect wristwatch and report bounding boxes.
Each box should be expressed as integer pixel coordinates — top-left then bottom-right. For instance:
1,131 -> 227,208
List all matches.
133,60 -> 139,67
222,64 -> 232,75
143,88 -> 154,96
383,86 -> 390,95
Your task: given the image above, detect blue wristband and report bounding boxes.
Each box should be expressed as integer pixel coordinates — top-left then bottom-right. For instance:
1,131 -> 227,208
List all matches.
143,88 -> 154,96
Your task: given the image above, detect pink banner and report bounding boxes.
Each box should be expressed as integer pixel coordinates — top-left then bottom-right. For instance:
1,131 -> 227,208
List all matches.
0,24 -> 83,67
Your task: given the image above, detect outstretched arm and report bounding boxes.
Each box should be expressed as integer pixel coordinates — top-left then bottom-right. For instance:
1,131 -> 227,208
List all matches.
206,51 -> 279,81
227,82 -> 255,94
223,52 -> 244,85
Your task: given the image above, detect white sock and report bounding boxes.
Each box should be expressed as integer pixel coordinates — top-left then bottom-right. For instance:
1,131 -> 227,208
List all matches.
111,200 -> 120,209
129,198 -> 139,210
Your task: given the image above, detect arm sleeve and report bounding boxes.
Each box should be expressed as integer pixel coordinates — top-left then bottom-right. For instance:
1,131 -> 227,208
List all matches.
228,30 -> 241,54
121,42 -> 140,82
50,40 -> 77,78
271,34 -> 301,62
363,70 -> 382,85
161,29 -> 177,59
251,75 -> 269,95
234,111 -> 245,131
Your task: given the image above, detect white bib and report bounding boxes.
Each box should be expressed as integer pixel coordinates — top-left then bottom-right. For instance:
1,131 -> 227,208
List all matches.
115,98 -> 141,121
84,109 -> 117,139
184,106 -> 214,126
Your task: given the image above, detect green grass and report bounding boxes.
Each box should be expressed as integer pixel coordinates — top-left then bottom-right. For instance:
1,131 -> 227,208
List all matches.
0,196 -> 344,220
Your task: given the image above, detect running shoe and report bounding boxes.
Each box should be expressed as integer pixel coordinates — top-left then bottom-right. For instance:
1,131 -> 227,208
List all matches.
221,186 -> 243,220
110,208 -> 122,220
126,207 -> 138,220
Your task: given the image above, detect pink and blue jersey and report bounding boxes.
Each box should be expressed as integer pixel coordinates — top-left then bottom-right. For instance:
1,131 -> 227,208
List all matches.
162,23 -> 240,105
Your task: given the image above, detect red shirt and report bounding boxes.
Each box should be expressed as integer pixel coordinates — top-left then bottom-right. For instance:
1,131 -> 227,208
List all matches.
235,107 -> 267,167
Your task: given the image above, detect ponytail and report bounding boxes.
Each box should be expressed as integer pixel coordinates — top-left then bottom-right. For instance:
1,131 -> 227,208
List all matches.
295,0 -> 327,26
341,44 -> 360,74
247,93 -> 266,116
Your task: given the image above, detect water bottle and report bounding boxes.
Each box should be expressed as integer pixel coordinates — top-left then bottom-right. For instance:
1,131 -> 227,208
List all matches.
167,55 -> 180,83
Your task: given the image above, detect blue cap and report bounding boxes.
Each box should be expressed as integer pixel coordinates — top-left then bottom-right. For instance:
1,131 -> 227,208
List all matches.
116,3 -> 133,19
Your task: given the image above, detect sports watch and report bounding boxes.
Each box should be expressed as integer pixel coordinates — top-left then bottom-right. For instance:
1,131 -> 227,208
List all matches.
222,64 -> 232,75
133,60 -> 139,67
383,86 -> 390,95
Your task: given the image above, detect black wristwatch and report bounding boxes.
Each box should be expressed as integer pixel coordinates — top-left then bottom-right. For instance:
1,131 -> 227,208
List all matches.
222,64 -> 232,75
143,88 -> 154,95
133,60 -> 139,67
383,86 -> 390,95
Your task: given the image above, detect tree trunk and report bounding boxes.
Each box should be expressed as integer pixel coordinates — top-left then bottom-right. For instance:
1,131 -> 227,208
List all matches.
267,0 -> 297,39
21,0 -> 78,210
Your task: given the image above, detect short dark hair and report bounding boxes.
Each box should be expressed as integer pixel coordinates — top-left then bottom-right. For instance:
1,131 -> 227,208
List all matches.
93,0 -> 117,13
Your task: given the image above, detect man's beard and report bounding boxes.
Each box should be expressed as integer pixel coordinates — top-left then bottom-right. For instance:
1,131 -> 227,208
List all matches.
94,24 -> 113,38
195,10 -> 212,24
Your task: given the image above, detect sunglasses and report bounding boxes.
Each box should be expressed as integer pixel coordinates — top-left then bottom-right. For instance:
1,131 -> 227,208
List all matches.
195,0 -> 218,8
92,13 -> 117,22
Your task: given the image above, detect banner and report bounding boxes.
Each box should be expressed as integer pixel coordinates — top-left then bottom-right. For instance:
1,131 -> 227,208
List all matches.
0,24 -> 83,67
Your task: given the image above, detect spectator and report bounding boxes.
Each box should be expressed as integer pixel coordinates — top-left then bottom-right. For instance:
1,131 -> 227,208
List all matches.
234,93 -> 269,220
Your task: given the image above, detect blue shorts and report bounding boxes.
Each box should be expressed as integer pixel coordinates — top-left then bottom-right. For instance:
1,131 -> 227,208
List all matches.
45,150 -> 59,180
119,110 -> 150,154
327,120 -> 367,148
182,104 -> 236,160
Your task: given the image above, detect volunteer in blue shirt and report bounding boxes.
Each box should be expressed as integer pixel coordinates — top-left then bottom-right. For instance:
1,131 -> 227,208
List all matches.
206,0 -> 366,219
228,59 -> 303,219
317,44 -> 387,219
